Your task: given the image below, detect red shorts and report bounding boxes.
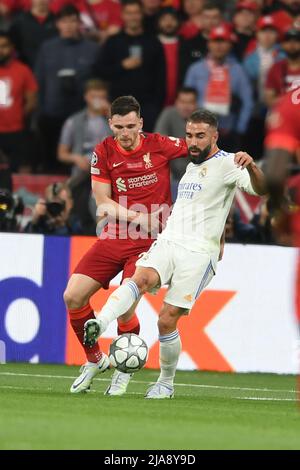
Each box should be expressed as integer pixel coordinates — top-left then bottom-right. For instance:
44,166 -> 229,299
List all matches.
74,237 -> 154,289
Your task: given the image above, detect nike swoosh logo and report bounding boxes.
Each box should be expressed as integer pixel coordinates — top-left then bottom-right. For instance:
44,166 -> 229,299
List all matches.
72,373 -> 89,389
113,162 -> 124,168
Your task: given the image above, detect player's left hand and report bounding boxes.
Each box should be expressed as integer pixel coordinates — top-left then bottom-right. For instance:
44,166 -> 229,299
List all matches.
234,152 -> 254,170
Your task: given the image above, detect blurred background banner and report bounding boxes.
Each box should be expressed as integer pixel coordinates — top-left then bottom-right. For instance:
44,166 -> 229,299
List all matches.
0,233 -> 298,374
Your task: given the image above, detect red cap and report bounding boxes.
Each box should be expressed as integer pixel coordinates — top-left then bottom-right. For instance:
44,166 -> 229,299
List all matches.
236,1 -> 259,12
209,24 -> 236,42
257,15 -> 278,31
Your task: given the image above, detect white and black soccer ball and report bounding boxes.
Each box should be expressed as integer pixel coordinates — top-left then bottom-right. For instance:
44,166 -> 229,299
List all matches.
109,333 -> 148,373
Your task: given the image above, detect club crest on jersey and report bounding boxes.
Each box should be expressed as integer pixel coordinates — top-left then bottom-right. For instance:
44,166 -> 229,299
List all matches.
143,153 -> 153,169
199,167 -> 207,178
91,152 -> 98,166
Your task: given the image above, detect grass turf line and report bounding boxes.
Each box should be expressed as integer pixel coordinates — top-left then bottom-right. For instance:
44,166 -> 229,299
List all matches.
0,363 -> 299,450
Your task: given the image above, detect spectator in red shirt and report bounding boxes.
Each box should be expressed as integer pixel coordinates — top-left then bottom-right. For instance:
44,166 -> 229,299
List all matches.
233,1 -> 260,61
179,0 -> 204,40
157,7 -> 180,106
265,28 -> 300,107
0,31 -> 38,172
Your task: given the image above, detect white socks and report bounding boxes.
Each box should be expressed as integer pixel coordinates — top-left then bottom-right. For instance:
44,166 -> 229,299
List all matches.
96,280 -> 140,332
157,330 -> 181,387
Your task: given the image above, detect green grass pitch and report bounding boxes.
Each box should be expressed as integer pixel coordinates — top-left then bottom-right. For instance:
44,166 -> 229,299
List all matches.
0,364 -> 299,450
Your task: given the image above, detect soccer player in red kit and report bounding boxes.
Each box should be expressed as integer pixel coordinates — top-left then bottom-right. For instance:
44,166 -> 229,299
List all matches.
264,86 -> 300,390
63,95 -> 187,394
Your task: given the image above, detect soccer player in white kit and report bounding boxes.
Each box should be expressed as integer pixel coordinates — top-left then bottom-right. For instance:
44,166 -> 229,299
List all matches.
84,109 -> 267,398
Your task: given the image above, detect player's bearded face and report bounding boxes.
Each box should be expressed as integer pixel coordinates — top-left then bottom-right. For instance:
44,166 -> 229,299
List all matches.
109,112 -> 143,151
188,143 -> 211,164
186,122 -> 217,165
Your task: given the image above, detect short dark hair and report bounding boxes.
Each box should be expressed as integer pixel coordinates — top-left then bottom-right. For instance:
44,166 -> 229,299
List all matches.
110,96 -> 141,117
157,7 -> 180,20
177,87 -> 198,98
188,109 -> 218,128
56,5 -> 80,21
84,79 -> 109,94
203,1 -> 222,12
122,0 -> 142,9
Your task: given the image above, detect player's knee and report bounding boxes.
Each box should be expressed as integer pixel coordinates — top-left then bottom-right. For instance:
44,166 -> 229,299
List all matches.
158,306 -> 180,334
132,275 -> 153,295
132,268 -> 159,294
63,287 -> 88,310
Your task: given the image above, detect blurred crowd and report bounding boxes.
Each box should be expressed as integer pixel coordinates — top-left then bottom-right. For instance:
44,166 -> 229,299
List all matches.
1,0 -> 300,242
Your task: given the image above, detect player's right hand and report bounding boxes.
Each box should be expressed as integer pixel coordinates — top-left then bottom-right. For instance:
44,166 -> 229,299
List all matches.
136,208 -> 163,236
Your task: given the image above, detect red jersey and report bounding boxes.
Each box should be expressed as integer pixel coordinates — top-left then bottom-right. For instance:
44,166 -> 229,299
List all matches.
160,38 -> 179,106
91,132 -> 187,238
0,59 -> 38,133
265,88 -> 300,245
179,21 -> 201,40
266,59 -> 300,96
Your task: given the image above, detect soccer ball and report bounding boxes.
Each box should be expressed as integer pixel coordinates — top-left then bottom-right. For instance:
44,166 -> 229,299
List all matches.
109,333 -> 148,373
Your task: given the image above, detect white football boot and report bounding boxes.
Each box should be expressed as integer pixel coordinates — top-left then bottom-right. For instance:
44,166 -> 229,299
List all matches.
145,382 -> 174,399
70,353 -> 110,393
104,370 -> 133,396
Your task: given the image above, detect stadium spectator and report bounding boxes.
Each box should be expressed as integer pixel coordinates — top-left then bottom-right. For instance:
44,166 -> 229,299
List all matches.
10,0 -> 57,68
265,28 -> 300,107
49,0 -> 122,42
95,0 -> 166,131
58,79 -> 111,234
154,86 -> 198,199
179,0 -> 205,39
142,0 -> 161,32
179,2 -> 223,83
232,1 -> 260,61
154,86 -> 198,138
0,31 -> 38,172
35,5 -> 99,171
24,181 -> 82,235
266,0 -> 300,34
0,0 -> 15,30
225,202 -> 274,244
184,24 -> 253,152
243,15 -> 284,158
157,7 -> 181,106
244,16 -> 283,102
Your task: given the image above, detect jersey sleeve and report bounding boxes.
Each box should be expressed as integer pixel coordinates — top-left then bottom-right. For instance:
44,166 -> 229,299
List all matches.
157,134 -> 188,161
222,154 -> 258,196
90,141 -> 111,183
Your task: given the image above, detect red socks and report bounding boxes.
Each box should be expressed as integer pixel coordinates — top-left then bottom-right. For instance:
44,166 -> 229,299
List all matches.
68,304 -> 102,364
117,313 -> 140,335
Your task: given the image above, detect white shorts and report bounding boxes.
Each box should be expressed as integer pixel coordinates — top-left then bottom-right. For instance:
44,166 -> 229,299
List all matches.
136,238 -> 215,311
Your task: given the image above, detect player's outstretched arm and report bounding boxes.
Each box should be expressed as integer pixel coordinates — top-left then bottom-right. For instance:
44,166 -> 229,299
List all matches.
235,152 -> 268,196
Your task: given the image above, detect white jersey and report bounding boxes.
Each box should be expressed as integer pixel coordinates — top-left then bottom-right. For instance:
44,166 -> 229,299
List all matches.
160,149 -> 258,269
